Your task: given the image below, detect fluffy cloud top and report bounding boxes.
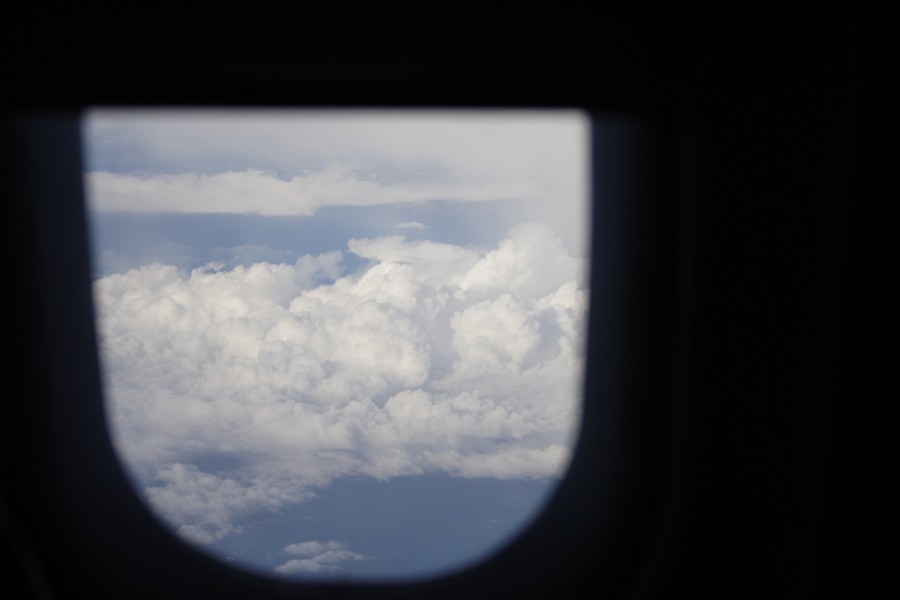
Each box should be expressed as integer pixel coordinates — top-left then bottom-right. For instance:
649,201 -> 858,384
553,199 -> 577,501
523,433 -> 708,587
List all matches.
96,223 -> 587,545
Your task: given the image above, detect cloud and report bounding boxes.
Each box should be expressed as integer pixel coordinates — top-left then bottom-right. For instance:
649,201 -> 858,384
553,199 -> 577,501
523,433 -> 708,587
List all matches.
96,223 -> 586,544
84,110 -> 585,186
274,541 -> 367,575
348,236 -> 476,265
458,222 -> 582,299
86,167 -> 540,216
144,463 -> 313,545
395,221 -> 429,230
84,109 -> 591,256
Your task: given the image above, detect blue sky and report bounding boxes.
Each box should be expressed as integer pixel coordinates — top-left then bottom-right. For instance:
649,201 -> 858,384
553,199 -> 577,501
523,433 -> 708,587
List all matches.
83,109 -> 589,580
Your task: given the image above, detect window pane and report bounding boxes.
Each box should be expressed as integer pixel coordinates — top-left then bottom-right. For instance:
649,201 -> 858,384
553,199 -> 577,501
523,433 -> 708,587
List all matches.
83,109 -> 589,580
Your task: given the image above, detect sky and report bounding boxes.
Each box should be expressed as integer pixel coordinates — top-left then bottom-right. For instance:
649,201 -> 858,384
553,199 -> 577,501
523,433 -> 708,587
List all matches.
83,109 -> 590,580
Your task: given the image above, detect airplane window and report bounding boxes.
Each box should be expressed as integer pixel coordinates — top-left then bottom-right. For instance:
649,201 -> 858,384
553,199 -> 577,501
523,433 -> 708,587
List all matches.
81,109 -> 590,580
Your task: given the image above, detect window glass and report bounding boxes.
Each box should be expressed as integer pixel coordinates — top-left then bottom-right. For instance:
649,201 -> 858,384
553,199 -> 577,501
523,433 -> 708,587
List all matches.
83,109 -> 589,580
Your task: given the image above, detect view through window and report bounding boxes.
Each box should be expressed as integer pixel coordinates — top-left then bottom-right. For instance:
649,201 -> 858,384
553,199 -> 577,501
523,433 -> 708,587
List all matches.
83,110 -> 589,580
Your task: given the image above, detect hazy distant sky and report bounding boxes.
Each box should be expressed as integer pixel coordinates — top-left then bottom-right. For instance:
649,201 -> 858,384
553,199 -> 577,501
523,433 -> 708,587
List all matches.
84,109 -> 590,579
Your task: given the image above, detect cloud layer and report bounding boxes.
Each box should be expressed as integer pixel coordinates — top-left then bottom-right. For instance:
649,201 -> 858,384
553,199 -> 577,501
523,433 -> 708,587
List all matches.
84,110 -> 591,258
96,222 -> 586,545
86,167 -> 540,216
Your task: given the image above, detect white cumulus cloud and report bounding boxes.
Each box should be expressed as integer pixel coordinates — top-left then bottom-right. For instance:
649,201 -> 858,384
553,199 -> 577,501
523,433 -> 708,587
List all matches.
96,223 -> 587,544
